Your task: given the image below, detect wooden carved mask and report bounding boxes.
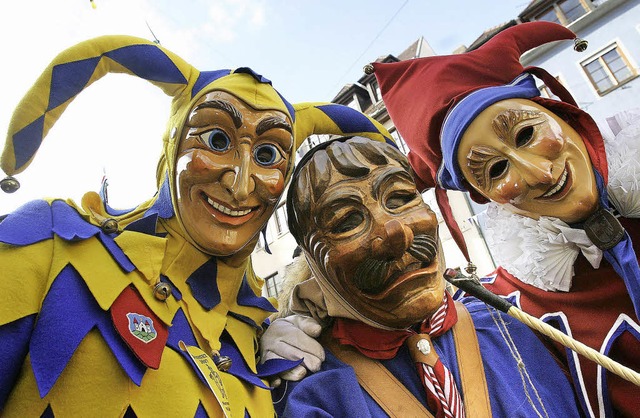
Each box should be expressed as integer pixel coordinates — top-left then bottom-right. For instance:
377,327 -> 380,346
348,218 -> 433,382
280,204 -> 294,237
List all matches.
175,90 -> 293,256
288,137 -> 445,329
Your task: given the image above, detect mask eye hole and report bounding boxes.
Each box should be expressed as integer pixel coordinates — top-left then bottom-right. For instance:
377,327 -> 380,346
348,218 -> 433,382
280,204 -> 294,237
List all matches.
254,144 -> 283,166
331,212 -> 364,234
489,160 -> 509,179
202,129 -> 231,152
385,192 -> 416,210
515,126 -> 534,148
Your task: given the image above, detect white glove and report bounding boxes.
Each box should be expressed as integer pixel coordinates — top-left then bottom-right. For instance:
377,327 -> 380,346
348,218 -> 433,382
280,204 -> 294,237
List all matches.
260,315 -> 325,386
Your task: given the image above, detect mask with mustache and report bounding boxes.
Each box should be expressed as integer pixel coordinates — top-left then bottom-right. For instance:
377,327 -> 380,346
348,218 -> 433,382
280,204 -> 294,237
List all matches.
354,233 -> 439,294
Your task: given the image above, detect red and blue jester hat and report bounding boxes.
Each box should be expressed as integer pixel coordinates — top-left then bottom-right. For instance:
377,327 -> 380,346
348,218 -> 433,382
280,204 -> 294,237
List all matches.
0,35 -> 393,234
369,21 -> 640,319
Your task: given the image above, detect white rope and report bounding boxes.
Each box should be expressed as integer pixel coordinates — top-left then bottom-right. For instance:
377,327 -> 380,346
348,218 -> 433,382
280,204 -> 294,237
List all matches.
508,307 -> 640,387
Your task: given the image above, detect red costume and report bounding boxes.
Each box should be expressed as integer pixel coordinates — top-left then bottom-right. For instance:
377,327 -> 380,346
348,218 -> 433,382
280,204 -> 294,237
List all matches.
483,216 -> 640,417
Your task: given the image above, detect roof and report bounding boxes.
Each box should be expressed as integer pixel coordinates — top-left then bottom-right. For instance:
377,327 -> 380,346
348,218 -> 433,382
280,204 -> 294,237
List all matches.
466,19 -> 520,51
397,36 -> 436,60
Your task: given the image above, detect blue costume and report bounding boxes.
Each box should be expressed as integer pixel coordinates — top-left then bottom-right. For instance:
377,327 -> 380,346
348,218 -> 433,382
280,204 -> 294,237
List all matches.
274,297 -> 581,418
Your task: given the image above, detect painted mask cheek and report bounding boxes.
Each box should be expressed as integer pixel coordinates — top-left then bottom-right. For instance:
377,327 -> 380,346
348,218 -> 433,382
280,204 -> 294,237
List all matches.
493,178 -> 524,203
175,153 -> 202,202
327,250 -> 357,288
175,153 -> 191,179
254,169 -> 285,202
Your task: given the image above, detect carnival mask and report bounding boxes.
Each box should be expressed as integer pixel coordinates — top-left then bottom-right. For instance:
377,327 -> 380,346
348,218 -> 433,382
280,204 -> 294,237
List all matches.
175,90 -> 293,256
289,137 -> 444,329
457,98 -> 598,223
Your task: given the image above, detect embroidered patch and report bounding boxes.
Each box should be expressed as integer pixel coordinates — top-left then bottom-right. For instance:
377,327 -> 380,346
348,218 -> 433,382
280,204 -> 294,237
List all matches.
126,312 -> 158,343
111,285 -> 168,369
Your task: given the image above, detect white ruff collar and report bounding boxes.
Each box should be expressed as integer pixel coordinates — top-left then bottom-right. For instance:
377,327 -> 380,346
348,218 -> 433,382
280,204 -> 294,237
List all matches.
483,203 -> 602,291
482,110 -> 640,292
604,111 -> 640,217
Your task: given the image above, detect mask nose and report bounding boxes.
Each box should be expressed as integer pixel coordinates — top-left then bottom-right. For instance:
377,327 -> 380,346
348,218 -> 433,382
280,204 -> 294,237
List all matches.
512,154 -> 554,186
221,143 -> 255,201
371,219 -> 414,260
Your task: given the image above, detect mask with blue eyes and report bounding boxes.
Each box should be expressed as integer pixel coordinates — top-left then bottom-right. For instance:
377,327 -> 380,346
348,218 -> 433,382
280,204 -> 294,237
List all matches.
173,89 -> 294,257
201,129 -> 283,168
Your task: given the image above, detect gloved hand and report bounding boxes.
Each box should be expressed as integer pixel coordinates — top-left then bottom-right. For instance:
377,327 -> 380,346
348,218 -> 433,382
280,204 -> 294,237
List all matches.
260,315 -> 325,387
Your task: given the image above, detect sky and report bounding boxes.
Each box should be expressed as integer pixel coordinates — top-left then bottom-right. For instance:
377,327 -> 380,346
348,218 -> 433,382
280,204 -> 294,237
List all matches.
0,0 -> 530,214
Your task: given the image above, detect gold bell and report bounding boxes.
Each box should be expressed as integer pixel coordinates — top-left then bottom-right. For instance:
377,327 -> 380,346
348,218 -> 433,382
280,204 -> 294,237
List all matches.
101,218 -> 118,234
0,176 -> 20,193
213,353 -> 232,372
363,63 -> 375,75
153,282 -> 171,301
574,37 -> 588,52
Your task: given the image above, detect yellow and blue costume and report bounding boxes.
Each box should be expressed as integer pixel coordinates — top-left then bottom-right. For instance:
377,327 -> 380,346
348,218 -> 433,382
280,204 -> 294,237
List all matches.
0,36 -> 391,417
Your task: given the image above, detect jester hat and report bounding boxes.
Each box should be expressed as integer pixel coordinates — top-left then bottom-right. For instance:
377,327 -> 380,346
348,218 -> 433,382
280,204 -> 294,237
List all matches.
368,21 -> 597,260
1,35 -> 392,233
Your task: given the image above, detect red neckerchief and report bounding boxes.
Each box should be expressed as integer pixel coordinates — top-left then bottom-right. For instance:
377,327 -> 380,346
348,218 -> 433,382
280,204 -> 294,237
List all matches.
331,292 -> 458,359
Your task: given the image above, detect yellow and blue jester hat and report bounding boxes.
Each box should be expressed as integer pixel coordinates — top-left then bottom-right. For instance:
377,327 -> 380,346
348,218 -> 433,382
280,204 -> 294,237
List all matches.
1,35 -> 392,235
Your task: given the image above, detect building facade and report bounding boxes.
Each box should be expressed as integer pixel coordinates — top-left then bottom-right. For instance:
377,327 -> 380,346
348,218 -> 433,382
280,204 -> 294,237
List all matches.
519,0 -> 639,134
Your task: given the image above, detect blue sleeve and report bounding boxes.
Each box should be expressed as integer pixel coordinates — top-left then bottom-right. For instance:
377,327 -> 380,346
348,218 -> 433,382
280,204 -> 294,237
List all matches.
0,200 -> 55,408
274,354 -> 375,418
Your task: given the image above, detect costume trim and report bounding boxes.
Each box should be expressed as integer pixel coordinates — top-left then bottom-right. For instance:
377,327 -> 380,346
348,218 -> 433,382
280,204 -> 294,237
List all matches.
598,315 -> 640,418
539,311 -> 598,418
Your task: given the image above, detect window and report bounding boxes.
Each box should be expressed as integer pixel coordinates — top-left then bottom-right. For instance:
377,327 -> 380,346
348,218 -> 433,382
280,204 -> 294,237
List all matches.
537,75 -> 564,100
274,203 -> 288,236
582,44 -> 637,95
264,272 -> 282,297
264,221 -> 275,244
537,7 -> 561,24
390,129 -> 410,155
369,80 -> 382,102
535,0 -> 591,25
558,0 -> 589,23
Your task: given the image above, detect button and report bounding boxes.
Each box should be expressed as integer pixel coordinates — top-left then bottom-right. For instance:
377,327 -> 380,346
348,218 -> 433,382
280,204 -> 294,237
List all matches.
363,63 -> 375,74
0,176 -> 20,193
153,282 -> 171,301
417,338 -> 431,355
